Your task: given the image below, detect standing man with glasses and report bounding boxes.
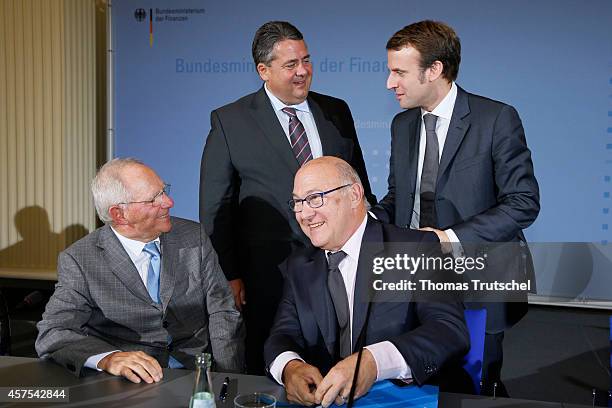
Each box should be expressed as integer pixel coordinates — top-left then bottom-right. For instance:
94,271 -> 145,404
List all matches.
264,157 -> 469,407
374,21 -> 540,395
36,158 -> 244,382
200,21 -> 375,373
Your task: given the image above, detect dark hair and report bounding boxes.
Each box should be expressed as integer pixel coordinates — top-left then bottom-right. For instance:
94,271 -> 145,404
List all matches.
386,20 -> 461,82
252,21 -> 303,66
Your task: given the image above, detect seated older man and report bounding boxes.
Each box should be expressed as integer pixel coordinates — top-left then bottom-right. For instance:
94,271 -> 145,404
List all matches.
264,156 -> 469,407
36,158 -> 244,383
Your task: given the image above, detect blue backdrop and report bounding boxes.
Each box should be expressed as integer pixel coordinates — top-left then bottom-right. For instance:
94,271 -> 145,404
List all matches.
112,0 -> 612,303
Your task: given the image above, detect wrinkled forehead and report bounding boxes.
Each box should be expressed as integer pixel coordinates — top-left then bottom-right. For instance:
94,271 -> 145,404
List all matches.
122,164 -> 163,195
293,164 -> 339,196
270,39 -> 309,62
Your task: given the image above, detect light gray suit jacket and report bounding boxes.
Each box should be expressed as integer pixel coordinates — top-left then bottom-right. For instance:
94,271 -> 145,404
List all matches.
35,217 -> 244,376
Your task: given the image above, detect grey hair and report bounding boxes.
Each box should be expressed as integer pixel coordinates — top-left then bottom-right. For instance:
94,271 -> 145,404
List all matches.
334,160 -> 370,209
252,21 -> 303,66
335,161 -> 362,186
91,158 -> 143,224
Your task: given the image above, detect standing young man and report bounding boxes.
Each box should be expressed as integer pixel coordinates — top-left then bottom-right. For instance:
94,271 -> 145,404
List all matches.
375,20 -> 539,395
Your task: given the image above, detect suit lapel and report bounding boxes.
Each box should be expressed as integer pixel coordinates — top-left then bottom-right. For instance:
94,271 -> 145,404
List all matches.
352,218 -> 384,349
308,96 -> 345,157
159,232 -> 177,311
96,226 -> 152,305
397,112 -> 420,207
299,249 -> 338,357
249,87 -> 299,174
438,86 -> 471,179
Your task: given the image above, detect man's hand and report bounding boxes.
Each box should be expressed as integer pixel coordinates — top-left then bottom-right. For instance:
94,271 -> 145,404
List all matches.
282,359 -> 323,406
315,350 -> 377,407
228,278 -> 246,311
98,351 -> 163,384
419,227 -> 452,254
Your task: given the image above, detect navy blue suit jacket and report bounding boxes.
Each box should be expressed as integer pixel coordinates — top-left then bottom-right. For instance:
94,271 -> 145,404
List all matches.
374,86 -> 540,330
264,218 -> 469,386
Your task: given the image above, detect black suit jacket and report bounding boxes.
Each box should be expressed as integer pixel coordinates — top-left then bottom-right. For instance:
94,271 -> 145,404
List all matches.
374,86 -> 540,330
264,218 -> 469,385
200,87 -> 375,285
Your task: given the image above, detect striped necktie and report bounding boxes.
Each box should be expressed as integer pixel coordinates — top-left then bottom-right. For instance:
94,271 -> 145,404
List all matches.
282,107 -> 313,166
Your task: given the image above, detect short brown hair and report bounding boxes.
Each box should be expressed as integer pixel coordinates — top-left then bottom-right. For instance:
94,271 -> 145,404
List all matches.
386,20 -> 461,82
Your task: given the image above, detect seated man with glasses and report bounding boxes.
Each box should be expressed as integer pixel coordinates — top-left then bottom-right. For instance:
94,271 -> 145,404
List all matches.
36,158 -> 244,383
264,156 -> 469,407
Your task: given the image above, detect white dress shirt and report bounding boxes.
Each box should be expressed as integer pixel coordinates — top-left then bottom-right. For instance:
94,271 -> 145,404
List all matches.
410,82 -> 463,256
264,84 -> 323,158
83,229 -> 161,370
269,215 -> 412,384
110,228 -> 161,285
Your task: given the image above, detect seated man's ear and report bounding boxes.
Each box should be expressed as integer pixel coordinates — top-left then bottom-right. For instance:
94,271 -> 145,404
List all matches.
349,183 -> 364,208
108,205 -> 128,225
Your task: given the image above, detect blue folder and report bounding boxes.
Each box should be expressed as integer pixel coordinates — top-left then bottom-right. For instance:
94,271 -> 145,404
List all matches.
273,380 -> 438,408
330,380 -> 438,408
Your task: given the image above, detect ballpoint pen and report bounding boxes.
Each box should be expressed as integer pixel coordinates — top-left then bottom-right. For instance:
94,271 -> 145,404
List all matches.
219,377 -> 230,402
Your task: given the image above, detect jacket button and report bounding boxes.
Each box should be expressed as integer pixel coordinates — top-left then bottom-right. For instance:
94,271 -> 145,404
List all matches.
162,321 -> 169,328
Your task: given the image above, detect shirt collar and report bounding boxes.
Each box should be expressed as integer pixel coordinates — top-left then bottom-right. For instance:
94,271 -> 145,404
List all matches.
264,83 -> 311,114
326,214 -> 368,262
421,81 -> 457,121
110,226 -> 161,258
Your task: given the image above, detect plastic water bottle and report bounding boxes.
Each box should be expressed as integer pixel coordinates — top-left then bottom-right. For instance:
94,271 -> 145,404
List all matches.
189,353 -> 216,408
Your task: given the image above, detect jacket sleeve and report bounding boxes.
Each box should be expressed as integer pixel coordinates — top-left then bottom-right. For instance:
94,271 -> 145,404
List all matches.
35,251 -> 117,377
452,104 -> 540,243
388,233 -> 469,385
263,260 -> 306,369
200,225 -> 245,373
199,110 -> 241,281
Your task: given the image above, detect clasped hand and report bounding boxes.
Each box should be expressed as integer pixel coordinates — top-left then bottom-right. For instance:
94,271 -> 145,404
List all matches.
282,350 -> 377,407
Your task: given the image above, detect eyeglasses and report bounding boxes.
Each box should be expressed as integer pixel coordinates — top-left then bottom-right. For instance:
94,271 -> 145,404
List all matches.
118,184 -> 171,206
288,184 -> 352,213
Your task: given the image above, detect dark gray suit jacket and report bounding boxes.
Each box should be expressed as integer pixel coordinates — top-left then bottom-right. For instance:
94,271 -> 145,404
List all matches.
374,86 -> 540,330
35,217 -> 244,376
199,87 -> 376,284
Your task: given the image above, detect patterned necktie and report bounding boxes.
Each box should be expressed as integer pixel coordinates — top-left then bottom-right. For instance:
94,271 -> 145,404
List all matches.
420,113 -> 439,228
143,242 -> 161,303
282,107 -> 313,166
327,250 -> 351,358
